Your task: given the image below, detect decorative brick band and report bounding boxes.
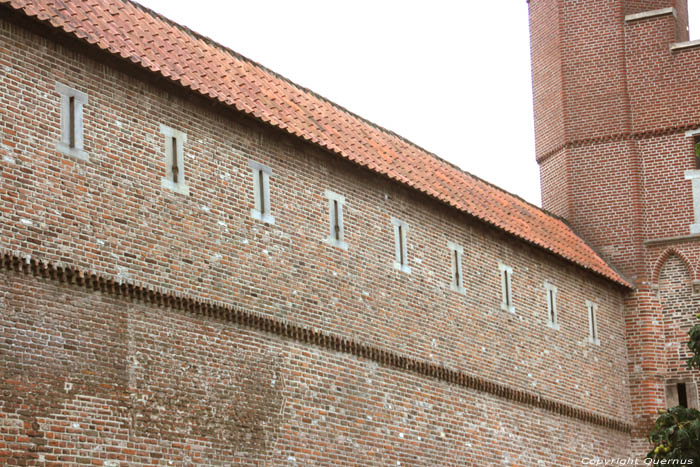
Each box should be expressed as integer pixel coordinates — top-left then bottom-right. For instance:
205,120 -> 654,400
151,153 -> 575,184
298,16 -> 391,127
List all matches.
536,123 -> 700,164
0,250 -> 632,434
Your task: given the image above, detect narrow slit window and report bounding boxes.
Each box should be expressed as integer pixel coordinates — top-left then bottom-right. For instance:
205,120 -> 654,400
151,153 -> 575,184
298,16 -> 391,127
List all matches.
323,190 -> 347,249
454,251 -> 460,285
449,242 -> 464,293
55,82 -> 88,160
695,135 -> 700,170
159,124 -> 188,195
499,264 -> 514,313
171,136 -> 179,184
249,161 -> 274,224
391,218 -> 410,273
678,383 -> 688,408
68,96 -> 76,148
545,283 -> 559,329
587,300 -> 600,345
258,170 -> 266,214
333,200 -> 340,240
548,290 -> 554,319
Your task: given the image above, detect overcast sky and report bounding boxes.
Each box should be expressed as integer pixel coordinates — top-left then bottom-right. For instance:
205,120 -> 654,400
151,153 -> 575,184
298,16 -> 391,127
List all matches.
134,1 -> 700,207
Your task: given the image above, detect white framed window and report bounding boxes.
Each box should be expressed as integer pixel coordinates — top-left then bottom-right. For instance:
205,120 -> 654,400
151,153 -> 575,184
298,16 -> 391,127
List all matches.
391,217 -> 410,274
55,82 -> 88,161
249,160 -> 274,224
159,124 -> 189,195
545,282 -> 559,329
684,128 -> 700,234
499,263 -> 514,313
324,190 -> 347,249
586,300 -> 600,345
448,242 -> 464,294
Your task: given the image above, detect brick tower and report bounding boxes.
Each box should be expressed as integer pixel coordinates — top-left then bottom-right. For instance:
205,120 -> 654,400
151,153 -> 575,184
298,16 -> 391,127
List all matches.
529,0 -> 700,454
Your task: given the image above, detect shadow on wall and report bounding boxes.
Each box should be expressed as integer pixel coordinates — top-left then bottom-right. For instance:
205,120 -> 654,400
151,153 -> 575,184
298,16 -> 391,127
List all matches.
658,254 -> 700,409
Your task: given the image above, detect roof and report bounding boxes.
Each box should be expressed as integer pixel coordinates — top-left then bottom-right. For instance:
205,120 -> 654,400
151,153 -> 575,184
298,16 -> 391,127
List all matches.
1,0 -> 631,288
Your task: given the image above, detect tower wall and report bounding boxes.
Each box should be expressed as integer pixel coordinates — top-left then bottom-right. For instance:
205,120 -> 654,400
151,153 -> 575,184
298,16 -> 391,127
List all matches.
529,0 -> 700,456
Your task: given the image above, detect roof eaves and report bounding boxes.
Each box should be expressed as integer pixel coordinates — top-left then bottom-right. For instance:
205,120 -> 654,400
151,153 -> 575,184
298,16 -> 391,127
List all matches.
0,0 -> 633,290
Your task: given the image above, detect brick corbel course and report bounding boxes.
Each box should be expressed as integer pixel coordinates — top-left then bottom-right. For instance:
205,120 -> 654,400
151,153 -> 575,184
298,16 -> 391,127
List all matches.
0,249 -> 633,434
536,123 -> 700,164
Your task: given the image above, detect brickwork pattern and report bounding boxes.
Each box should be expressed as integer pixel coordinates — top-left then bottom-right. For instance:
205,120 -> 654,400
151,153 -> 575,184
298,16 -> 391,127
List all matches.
659,255 -> 699,381
0,261 -> 633,465
0,0 -> 629,287
0,10 -> 636,464
529,0 -> 700,456
0,18 -> 633,421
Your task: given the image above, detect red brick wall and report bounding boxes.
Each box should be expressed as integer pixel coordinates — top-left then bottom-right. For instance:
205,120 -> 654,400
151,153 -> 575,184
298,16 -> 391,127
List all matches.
625,15 -> 699,133
659,255 -> 699,380
530,0 -> 645,280
639,135 -> 694,241
0,14 -> 634,464
0,270 -> 633,464
529,0 -> 566,158
624,0 -> 689,41
538,148 -> 570,221
529,0 -> 700,456
559,1 -> 630,143
568,140 -> 644,279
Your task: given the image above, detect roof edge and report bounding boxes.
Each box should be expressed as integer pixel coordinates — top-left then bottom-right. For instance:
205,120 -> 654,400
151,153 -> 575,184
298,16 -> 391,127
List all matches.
0,0 -> 633,289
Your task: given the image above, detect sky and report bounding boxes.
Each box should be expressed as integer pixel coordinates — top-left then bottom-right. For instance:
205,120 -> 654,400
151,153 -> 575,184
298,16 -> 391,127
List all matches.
134,1 -> 700,207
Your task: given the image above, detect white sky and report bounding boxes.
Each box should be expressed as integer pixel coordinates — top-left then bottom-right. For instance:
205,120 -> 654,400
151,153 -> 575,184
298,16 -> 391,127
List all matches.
134,0 -> 700,207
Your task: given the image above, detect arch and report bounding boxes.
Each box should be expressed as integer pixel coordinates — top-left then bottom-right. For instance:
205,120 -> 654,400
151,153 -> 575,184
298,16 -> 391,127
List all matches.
652,248 -> 695,285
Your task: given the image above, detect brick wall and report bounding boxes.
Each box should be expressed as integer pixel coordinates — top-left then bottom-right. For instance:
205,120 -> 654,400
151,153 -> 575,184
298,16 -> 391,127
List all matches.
0,13 -> 634,464
529,0 -> 566,159
0,270 -> 633,465
538,148 -> 570,221
529,0 -> 700,456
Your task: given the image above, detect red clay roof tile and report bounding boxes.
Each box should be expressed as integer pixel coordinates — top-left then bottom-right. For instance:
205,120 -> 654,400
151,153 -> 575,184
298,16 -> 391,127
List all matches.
0,0 -> 631,287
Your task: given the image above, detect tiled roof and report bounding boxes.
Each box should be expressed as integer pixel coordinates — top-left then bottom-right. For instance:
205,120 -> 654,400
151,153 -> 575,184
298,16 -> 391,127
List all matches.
1,0 -> 631,287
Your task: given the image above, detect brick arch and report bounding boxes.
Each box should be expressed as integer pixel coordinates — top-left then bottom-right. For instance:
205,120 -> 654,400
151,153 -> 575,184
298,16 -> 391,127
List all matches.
652,248 -> 695,285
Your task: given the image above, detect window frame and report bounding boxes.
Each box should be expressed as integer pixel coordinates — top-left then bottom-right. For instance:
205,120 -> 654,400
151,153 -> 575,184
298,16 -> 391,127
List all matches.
323,190 -> 348,250
499,263 -> 514,313
448,241 -> 465,294
159,124 -> 189,195
249,160 -> 274,224
683,128 -> 700,234
665,380 -> 699,409
391,217 -> 411,274
545,282 -> 559,329
55,81 -> 89,161
586,300 -> 600,345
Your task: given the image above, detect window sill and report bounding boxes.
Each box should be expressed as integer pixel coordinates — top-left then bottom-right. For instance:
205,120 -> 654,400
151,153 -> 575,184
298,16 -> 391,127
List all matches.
393,262 -> 411,274
161,178 -> 190,196
324,237 -> 348,250
56,142 -> 89,161
450,284 -> 465,295
588,337 -> 601,346
251,209 -> 275,225
500,303 -> 515,314
547,322 -> 560,331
